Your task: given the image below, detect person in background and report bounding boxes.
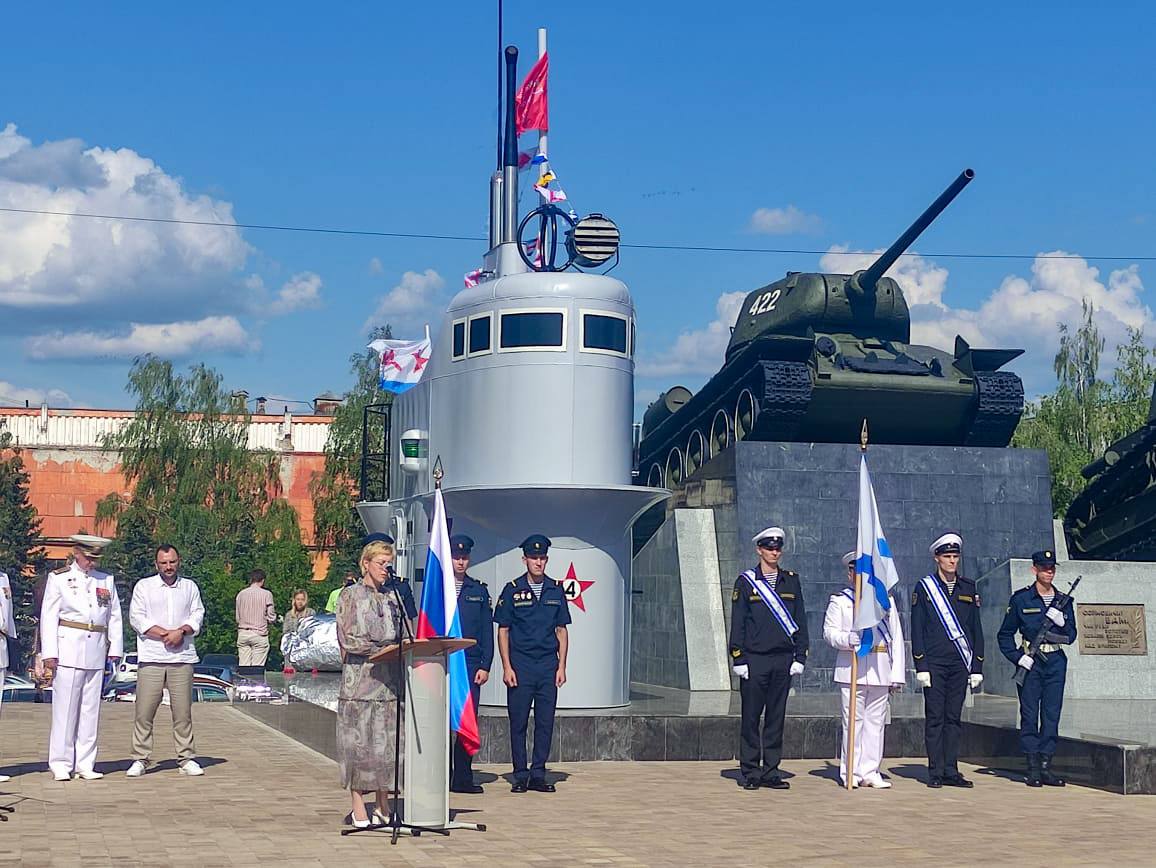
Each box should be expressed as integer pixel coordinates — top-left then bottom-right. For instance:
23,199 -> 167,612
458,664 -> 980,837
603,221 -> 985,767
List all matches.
283,589 -> 316,635
235,569 -> 276,671
0,568 -> 16,782
326,573 -> 357,614
126,544 -> 206,778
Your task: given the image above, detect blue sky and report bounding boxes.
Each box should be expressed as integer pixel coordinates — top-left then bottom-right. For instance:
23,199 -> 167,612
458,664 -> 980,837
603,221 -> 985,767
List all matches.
1,1 -> 1153,414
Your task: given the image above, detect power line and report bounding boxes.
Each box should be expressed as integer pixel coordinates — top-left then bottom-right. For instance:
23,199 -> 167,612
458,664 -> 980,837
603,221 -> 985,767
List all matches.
2,204 -> 1154,263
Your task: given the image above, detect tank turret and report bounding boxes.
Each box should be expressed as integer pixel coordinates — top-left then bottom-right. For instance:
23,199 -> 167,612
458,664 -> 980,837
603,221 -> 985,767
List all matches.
638,169 -> 1027,490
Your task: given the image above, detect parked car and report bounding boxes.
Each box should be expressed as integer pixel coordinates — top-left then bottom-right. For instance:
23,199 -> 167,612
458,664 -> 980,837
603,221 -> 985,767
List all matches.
114,652 -> 139,683
200,653 -> 239,669
103,675 -> 234,704
2,681 -> 50,703
194,663 -> 235,683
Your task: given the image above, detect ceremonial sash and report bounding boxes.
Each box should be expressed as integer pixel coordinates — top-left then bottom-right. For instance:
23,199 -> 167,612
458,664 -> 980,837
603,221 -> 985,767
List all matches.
742,569 -> 798,637
841,588 -> 892,658
920,575 -> 972,670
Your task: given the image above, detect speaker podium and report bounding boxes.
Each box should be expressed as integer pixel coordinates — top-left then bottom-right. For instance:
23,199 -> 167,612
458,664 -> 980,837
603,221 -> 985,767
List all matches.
370,636 -> 485,833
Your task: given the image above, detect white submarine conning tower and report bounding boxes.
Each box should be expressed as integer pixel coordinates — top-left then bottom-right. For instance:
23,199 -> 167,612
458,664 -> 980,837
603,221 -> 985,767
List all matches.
358,40 -> 669,708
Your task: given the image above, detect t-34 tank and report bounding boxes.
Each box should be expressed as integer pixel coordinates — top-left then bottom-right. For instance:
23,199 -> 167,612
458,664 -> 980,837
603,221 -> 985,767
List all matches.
638,169 -> 1027,489
1065,385 -> 1156,560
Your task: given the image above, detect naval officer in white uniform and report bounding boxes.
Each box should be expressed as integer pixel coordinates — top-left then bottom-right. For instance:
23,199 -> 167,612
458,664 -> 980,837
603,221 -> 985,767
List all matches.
0,569 -> 16,782
41,535 -> 123,781
823,551 -> 906,788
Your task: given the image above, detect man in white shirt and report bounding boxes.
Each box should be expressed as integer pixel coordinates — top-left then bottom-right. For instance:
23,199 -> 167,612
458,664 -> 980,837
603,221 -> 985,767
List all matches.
126,544 -> 206,778
0,569 -> 16,783
41,535 -> 123,781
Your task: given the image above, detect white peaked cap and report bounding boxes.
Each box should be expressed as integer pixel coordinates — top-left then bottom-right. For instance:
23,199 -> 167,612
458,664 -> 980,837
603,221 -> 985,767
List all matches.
752,526 -> 785,544
842,551 -> 856,566
929,532 -> 963,556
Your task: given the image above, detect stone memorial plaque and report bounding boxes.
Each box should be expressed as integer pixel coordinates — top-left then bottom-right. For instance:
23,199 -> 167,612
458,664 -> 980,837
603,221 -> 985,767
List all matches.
1076,603 -> 1148,655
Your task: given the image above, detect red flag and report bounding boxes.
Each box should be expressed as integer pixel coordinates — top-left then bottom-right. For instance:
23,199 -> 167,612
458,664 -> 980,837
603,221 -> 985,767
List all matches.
515,53 -> 549,136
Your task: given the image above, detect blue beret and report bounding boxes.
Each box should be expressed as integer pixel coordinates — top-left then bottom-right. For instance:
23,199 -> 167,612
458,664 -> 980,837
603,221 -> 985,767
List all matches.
521,534 -> 551,556
363,532 -> 395,546
450,534 -> 474,555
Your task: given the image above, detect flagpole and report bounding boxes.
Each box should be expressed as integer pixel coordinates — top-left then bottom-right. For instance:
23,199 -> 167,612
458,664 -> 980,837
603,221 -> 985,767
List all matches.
537,27 -> 548,175
845,419 -> 868,791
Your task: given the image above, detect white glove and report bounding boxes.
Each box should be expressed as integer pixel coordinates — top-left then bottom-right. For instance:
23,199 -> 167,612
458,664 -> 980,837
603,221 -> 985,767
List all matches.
1046,608 -> 1065,627
732,664 -> 749,680
969,674 -> 983,690
789,661 -> 805,677
916,671 -> 932,689
1017,654 -> 1034,670
847,631 -> 861,651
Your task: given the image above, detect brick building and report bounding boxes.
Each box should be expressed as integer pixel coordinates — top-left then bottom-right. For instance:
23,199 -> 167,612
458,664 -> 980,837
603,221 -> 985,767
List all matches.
0,403 -> 336,579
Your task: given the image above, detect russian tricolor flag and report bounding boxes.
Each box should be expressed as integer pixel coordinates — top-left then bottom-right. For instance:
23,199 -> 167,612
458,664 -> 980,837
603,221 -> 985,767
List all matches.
416,488 -> 480,755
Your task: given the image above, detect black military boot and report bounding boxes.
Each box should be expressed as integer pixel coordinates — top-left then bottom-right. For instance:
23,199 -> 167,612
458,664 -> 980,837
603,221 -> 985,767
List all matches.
1040,756 -> 1065,787
1025,754 -> 1042,787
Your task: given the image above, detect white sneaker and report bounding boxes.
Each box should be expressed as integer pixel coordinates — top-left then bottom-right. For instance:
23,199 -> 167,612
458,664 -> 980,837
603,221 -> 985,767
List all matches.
179,760 -> 205,776
0,773 -> 11,783
73,770 -> 104,780
126,761 -> 148,778
864,773 -> 892,789
52,770 -> 71,782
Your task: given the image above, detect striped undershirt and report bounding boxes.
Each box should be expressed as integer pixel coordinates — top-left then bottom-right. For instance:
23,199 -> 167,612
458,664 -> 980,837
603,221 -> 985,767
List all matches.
762,569 -> 779,591
455,578 -> 464,595
945,579 -> 956,595
1040,592 -> 1055,606
529,580 -> 544,599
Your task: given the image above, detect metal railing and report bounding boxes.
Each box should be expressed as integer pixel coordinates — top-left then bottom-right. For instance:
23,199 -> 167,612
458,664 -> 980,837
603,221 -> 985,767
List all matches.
359,402 -> 391,503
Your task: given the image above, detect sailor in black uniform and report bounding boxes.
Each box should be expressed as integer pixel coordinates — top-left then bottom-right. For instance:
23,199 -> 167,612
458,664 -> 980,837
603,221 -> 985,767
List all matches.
448,534 -> 494,794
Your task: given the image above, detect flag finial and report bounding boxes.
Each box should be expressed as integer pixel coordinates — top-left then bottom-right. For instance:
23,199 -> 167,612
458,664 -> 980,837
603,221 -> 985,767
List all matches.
433,455 -> 444,488
860,419 -> 869,452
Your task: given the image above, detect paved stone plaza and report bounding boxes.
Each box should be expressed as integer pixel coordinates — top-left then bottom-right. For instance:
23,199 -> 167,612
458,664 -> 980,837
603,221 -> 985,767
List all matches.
0,703 -> 1152,866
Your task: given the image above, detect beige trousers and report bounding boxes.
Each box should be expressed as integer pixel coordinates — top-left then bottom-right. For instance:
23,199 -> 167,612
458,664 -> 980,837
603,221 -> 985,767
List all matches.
132,663 -> 196,762
237,629 -> 271,667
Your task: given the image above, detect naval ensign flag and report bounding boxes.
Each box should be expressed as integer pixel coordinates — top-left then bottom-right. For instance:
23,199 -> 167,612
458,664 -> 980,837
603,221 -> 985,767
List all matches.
852,454 -> 901,655
369,328 -> 432,395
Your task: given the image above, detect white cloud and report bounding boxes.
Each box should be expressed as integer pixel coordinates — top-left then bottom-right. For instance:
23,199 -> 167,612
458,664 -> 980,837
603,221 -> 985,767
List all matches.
749,205 -> 823,235
636,291 -> 747,378
0,380 -> 71,406
23,316 -> 253,361
818,245 -> 1156,393
269,271 -> 322,315
0,122 -> 252,322
364,268 -> 445,333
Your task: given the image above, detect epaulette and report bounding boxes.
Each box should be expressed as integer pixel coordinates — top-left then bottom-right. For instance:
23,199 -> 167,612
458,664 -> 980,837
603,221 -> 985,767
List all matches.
783,570 -> 797,578
508,579 -> 518,587
52,566 -> 70,575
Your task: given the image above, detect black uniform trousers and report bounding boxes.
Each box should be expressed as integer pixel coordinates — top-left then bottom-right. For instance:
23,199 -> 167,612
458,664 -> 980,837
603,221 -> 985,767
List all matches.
1017,652 -> 1066,756
507,657 -> 557,783
449,672 -> 482,788
923,660 -> 968,778
738,651 -> 792,780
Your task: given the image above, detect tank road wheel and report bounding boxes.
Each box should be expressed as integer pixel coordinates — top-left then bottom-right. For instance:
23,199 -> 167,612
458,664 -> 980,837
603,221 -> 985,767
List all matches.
964,371 -> 1025,447
754,361 -> 813,441
735,390 -> 757,442
709,410 -> 731,458
666,448 -> 684,488
686,430 -> 705,477
646,463 -> 664,488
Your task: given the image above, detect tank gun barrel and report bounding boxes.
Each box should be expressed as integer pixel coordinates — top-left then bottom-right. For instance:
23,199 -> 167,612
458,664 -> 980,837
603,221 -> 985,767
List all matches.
853,169 -> 975,294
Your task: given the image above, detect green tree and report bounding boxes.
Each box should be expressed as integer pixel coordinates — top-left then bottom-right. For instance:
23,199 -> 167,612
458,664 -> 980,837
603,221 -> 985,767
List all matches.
311,325 -> 392,582
1014,302 -> 1156,517
0,431 -> 46,667
95,357 -> 311,661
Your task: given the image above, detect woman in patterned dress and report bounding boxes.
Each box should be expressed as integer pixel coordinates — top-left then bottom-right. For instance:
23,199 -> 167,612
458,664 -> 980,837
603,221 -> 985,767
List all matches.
336,540 -> 406,827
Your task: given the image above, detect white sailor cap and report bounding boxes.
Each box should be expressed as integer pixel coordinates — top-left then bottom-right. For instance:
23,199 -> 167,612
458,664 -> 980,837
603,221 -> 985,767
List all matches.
70,533 -> 112,557
842,551 -> 856,567
929,532 -> 963,556
752,526 -> 785,547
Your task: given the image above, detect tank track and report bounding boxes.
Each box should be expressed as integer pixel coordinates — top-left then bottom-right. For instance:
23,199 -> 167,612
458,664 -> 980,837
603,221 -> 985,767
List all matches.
753,361 -> 813,441
963,371 -> 1024,447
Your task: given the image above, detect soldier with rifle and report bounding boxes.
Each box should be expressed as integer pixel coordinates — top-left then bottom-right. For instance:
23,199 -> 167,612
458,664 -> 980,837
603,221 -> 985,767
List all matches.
997,550 -> 1078,787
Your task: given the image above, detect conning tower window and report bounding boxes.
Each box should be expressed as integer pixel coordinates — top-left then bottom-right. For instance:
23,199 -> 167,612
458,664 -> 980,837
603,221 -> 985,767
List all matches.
468,314 -> 492,357
451,319 -> 466,360
498,310 -> 566,352
580,311 -> 630,357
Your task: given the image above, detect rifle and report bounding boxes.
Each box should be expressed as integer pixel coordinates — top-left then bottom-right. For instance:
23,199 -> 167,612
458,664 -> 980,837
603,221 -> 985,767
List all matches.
1014,575 -> 1081,687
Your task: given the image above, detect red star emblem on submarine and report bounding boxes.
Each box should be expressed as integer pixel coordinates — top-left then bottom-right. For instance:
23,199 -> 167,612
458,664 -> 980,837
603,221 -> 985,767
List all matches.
561,563 -> 595,612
